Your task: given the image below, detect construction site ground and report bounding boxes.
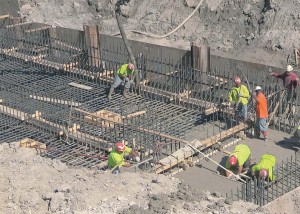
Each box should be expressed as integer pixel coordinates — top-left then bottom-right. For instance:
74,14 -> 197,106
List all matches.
175,129 -> 297,195
0,0 -> 300,214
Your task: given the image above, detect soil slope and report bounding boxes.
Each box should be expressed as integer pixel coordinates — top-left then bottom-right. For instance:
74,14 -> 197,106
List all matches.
17,0 -> 300,67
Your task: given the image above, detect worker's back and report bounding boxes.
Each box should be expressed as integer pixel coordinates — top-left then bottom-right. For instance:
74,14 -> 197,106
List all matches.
252,154 -> 276,181
232,144 -> 251,166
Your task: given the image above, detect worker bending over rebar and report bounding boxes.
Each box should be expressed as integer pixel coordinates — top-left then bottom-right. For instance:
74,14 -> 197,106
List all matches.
225,144 -> 251,180
228,76 -> 250,122
108,63 -> 135,100
108,141 -> 140,174
251,154 -> 276,182
252,86 -> 268,142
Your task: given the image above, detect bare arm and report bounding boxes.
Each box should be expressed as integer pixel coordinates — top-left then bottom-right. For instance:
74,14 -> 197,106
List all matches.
129,149 -> 138,157
237,165 -> 243,175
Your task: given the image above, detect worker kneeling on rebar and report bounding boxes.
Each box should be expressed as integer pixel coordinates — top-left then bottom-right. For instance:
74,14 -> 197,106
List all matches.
228,76 -> 250,122
108,142 -> 140,174
108,63 -> 135,100
225,144 -> 251,179
251,154 -> 276,182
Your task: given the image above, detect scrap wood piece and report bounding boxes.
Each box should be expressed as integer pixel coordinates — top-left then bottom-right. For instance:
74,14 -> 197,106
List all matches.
68,82 -> 93,90
19,138 -> 46,151
153,122 -> 249,174
204,102 -> 230,115
0,14 -> 10,19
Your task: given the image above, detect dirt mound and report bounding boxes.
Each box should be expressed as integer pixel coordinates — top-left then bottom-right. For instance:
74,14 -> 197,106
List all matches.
0,142 -> 179,213
17,0 -> 300,67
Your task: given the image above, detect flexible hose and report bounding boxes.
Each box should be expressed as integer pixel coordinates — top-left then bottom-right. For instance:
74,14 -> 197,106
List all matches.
112,0 -> 205,38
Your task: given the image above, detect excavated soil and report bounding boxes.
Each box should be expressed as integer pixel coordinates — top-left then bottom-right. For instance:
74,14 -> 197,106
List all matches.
0,142 -> 270,214
17,0 -> 300,67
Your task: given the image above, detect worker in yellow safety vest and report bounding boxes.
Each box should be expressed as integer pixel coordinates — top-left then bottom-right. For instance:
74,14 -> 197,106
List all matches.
251,154 -> 276,181
225,144 -> 251,179
108,142 -> 139,174
108,63 -> 135,100
228,76 -> 250,122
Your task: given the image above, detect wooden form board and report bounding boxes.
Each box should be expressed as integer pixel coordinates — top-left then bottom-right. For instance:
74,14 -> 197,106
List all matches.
153,122 -> 249,174
191,44 -> 210,72
84,25 -> 101,68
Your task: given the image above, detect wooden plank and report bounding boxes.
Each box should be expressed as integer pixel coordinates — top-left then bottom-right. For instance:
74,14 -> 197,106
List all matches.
68,82 -> 93,90
29,95 -> 81,106
153,123 -> 248,174
122,110 -> 146,119
0,14 -> 10,19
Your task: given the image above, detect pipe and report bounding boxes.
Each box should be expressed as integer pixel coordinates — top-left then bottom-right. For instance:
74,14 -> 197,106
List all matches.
112,0 -> 205,39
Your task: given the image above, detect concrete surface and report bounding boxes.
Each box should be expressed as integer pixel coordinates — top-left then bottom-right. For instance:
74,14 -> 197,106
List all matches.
0,0 -> 19,16
175,129 -> 297,195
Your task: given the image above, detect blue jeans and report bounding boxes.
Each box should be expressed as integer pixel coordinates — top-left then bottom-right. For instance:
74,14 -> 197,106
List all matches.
235,103 -> 248,121
112,74 -> 131,89
256,118 -> 268,132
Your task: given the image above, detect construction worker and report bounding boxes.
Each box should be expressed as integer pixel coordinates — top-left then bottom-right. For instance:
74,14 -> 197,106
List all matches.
228,76 -> 250,122
108,141 -> 140,174
252,86 -> 268,142
269,65 -> 299,114
251,154 -> 276,181
225,144 -> 251,179
108,63 -> 135,100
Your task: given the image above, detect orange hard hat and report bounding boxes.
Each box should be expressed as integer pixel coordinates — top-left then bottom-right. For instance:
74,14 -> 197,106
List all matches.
234,76 -> 241,84
115,142 -> 125,152
259,169 -> 268,179
228,155 -> 237,166
127,63 -> 134,71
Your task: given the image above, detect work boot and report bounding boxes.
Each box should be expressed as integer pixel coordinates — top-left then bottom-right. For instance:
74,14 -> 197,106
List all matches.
123,88 -> 129,98
107,86 -> 114,100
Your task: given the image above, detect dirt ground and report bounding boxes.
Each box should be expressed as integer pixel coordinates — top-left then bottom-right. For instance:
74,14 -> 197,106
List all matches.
17,0 -> 300,68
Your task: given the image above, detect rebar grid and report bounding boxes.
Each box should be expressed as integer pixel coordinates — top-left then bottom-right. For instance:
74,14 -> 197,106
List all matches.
0,20 -> 299,177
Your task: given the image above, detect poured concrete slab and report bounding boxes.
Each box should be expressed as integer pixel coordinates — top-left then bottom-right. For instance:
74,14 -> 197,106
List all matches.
175,129 -> 297,195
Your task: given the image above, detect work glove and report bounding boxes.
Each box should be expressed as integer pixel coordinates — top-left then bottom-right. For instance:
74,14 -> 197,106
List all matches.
129,79 -> 134,85
135,156 -> 140,162
124,77 -> 130,82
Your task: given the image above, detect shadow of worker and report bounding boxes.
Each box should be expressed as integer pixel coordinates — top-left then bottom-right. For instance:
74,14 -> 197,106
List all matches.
276,136 -> 300,152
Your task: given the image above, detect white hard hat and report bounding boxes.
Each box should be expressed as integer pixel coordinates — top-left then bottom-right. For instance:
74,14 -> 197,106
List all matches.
287,65 -> 293,72
255,86 -> 262,91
